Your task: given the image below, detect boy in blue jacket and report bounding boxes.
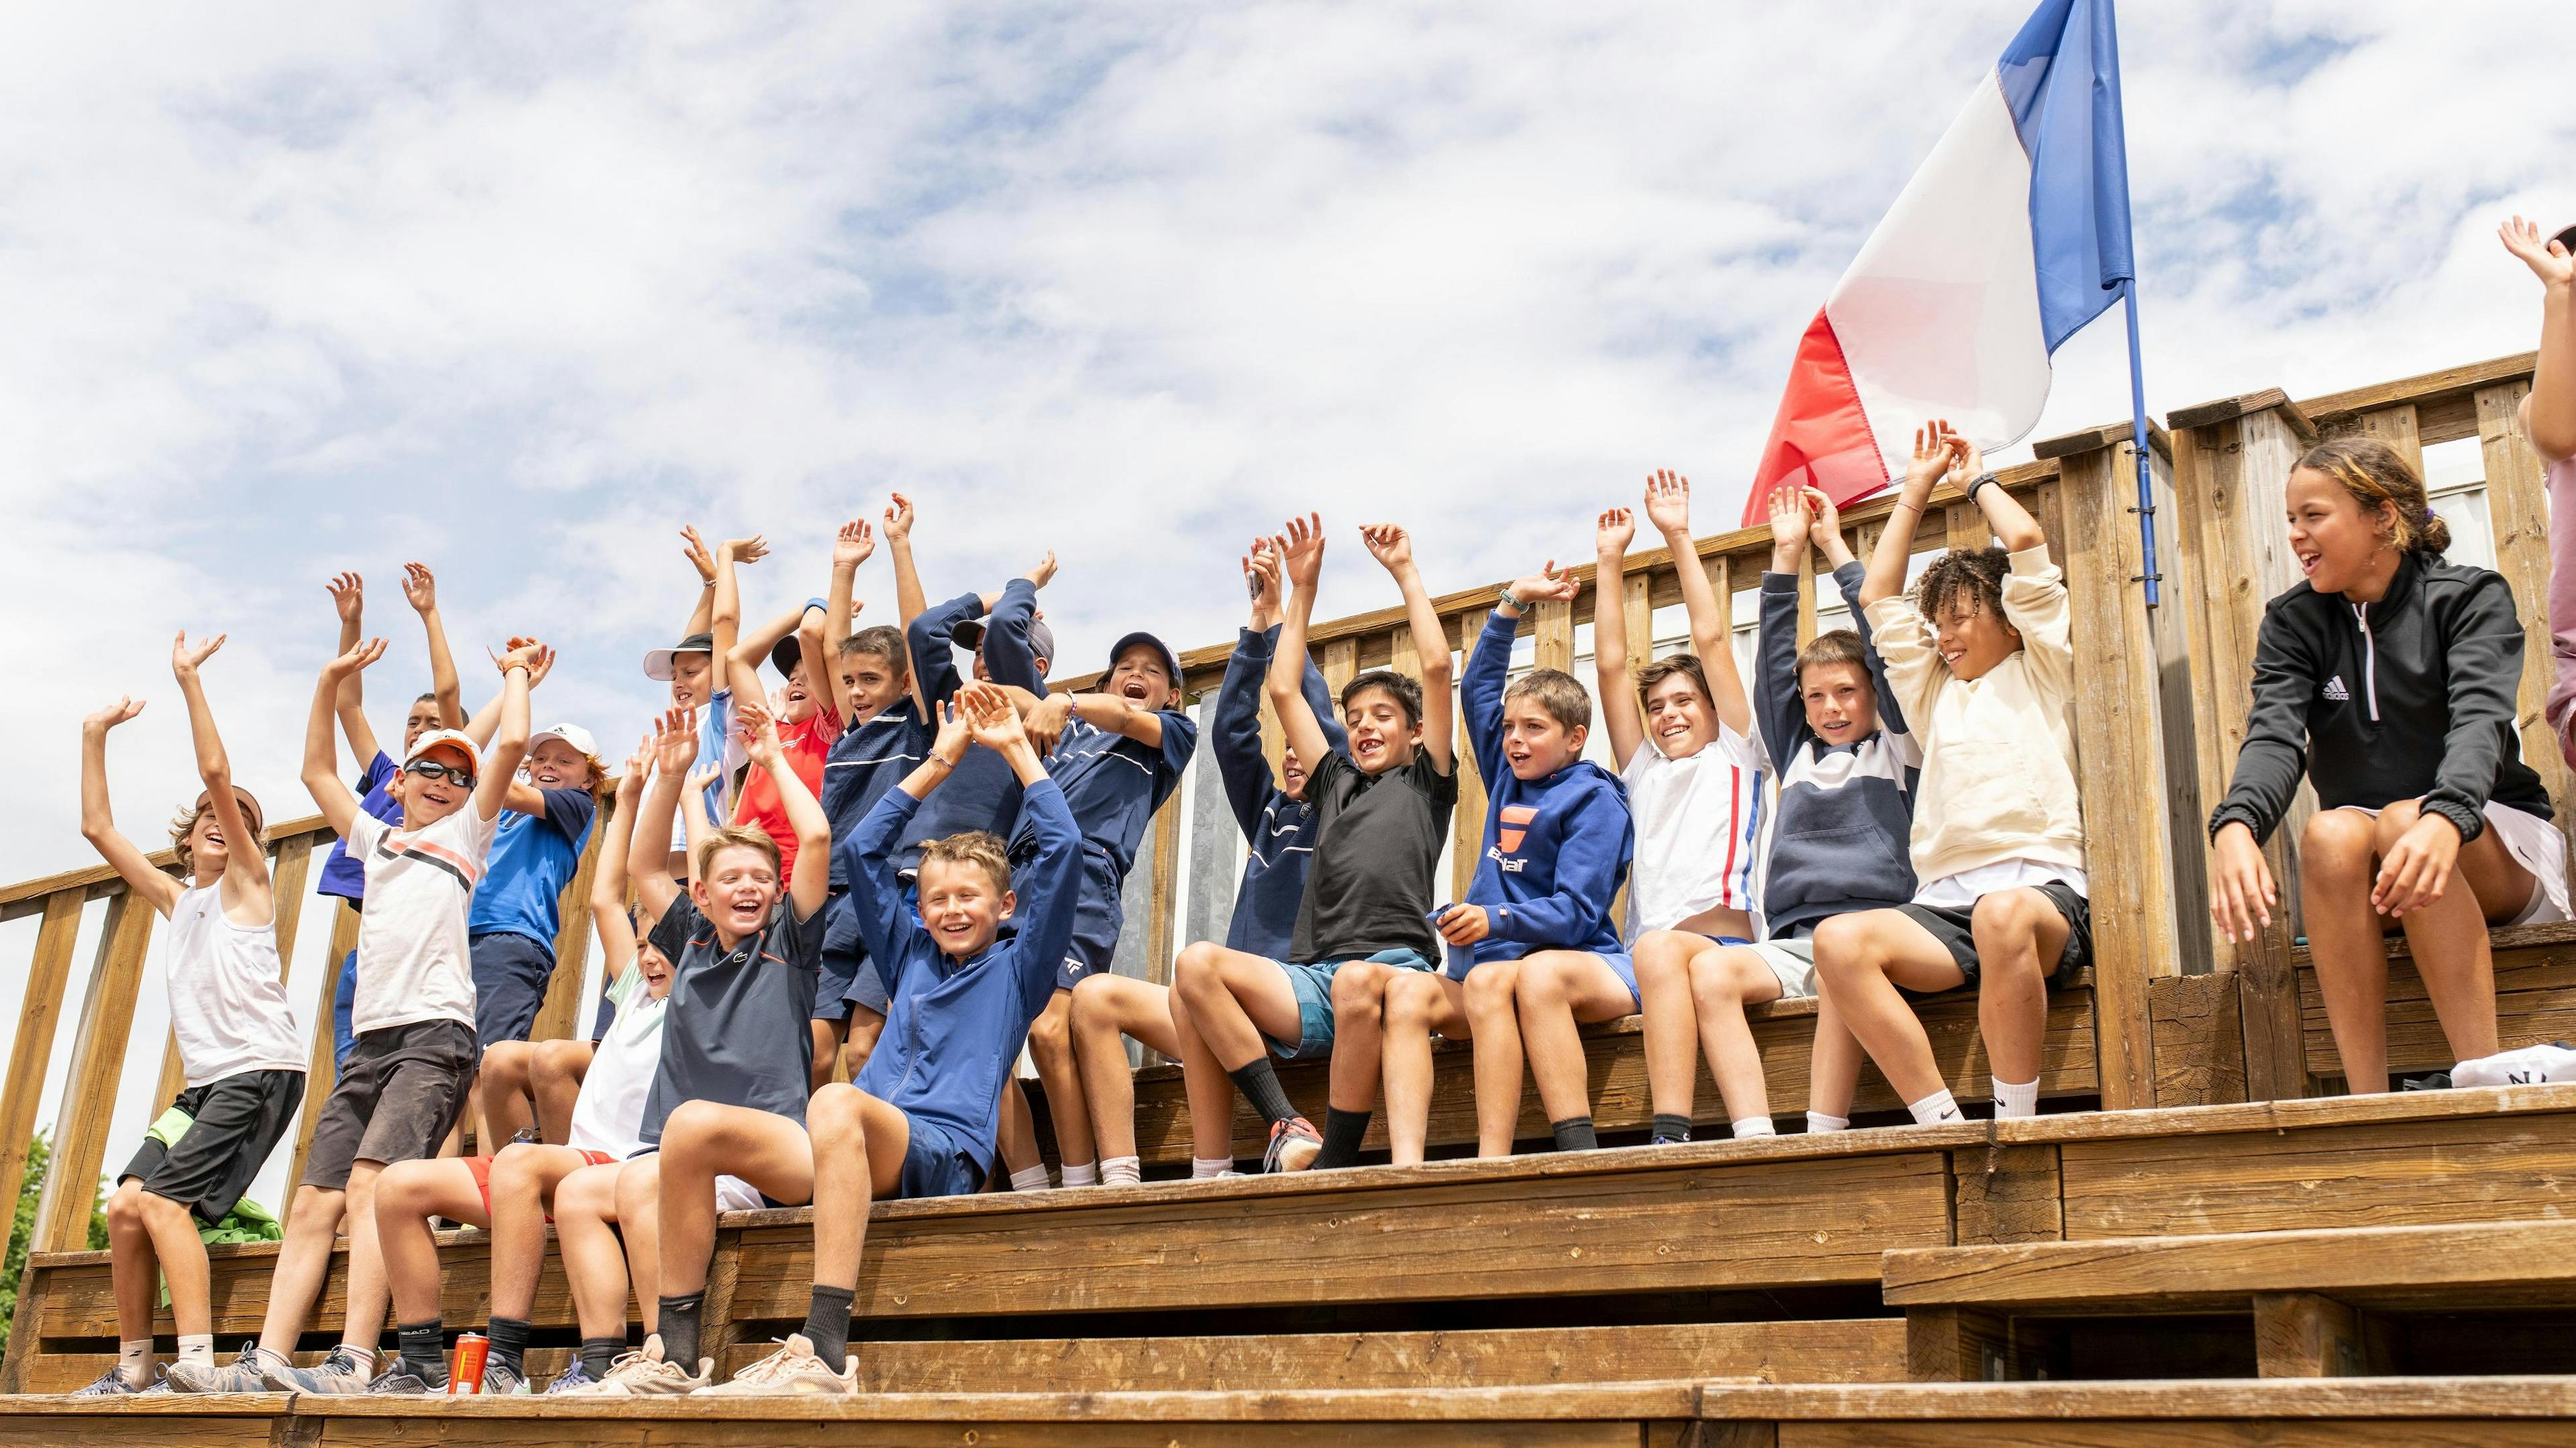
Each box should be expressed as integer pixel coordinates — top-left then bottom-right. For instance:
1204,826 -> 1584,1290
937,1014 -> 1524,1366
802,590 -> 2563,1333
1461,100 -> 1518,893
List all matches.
1389,561 -> 1633,1162
902,550 -> 1057,857
1070,539 -> 1348,1182
704,682 -> 1078,1394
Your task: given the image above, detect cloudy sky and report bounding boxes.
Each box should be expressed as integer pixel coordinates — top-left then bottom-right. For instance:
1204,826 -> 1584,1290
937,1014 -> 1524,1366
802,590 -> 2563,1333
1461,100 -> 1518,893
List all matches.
1,3 -> 2571,1182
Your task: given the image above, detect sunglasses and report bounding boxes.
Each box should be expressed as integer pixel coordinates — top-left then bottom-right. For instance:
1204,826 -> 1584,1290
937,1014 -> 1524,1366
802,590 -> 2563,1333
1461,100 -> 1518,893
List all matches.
404,759 -> 477,787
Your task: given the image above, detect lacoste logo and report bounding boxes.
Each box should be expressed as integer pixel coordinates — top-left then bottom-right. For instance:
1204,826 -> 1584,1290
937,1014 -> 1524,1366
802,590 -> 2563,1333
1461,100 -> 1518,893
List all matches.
1497,805 -> 1538,854
2322,675 -> 2349,702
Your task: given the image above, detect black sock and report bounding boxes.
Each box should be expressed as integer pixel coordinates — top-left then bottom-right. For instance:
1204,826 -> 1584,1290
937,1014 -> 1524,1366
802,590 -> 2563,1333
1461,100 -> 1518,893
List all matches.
657,1292 -> 706,1370
485,1316 -> 531,1378
1652,1112 -> 1693,1145
396,1320 -> 448,1388
580,1337 -> 623,1379
1227,1058 -> 1300,1127
1550,1116 -> 1598,1152
802,1284 -> 857,1368
1313,1107 -> 1371,1170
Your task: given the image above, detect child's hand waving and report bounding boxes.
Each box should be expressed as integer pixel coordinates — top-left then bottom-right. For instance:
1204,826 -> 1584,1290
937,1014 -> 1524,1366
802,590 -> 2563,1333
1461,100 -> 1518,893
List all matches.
929,695 -> 974,766
1024,551 -> 1059,590
959,681 -> 1029,755
680,526 -> 717,583
400,562 -> 439,614
1941,430 -> 1986,492
1903,421 -> 1955,497
1803,487 -> 1842,547
324,637 -> 387,679
1596,507 -> 1635,561
84,698 -> 146,735
735,697 -> 784,768
1766,486 -> 1811,552
834,519 -> 875,571
1505,561 -> 1579,607
651,708 -> 698,775
1359,523 -> 1415,573
327,571 -> 364,625
1280,513 -> 1326,589
1642,469 -> 1692,538
2502,215 -> 2575,290
619,736 -> 654,800
172,630 -> 226,677
883,493 -> 915,542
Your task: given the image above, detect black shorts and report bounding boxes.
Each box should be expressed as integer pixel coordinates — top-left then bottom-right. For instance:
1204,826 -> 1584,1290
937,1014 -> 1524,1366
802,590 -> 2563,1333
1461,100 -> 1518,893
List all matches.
1897,881 -> 2093,987
303,1019 -> 478,1191
470,931 -> 557,1048
820,890 -> 890,1020
121,1069 -> 305,1225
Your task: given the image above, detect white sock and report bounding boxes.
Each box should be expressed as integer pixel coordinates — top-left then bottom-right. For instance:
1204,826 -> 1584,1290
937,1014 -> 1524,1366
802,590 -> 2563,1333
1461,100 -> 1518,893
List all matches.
178,1335 -> 213,1368
1805,1112 -> 1849,1134
1731,1117 -> 1776,1138
253,1346 -> 297,1377
1059,1160 -> 1099,1187
337,1343 -> 379,1372
1100,1156 -> 1142,1187
1992,1076 -> 2039,1119
119,1339 -> 152,1388
1008,1164 -> 1053,1192
1190,1156 -> 1233,1180
1907,1089 -> 1963,1125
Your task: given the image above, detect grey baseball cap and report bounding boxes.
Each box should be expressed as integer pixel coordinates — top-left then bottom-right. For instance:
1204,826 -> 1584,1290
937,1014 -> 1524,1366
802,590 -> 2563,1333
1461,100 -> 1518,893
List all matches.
951,614 -> 1057,667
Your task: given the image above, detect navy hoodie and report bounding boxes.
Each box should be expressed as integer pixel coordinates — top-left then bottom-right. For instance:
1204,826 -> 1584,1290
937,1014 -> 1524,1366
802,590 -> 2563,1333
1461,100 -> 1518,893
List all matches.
1452,608 -> 1633,975
1214,625 -> 1350,959
987,620 -> 1198,875
902,583 -> 1036,860
820,698 -> 931,887
848,777 -> 1081,1177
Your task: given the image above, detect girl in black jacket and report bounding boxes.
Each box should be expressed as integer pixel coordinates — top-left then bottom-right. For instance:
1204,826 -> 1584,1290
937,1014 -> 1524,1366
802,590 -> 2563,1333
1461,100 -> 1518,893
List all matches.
2208,435 -> 2567,1093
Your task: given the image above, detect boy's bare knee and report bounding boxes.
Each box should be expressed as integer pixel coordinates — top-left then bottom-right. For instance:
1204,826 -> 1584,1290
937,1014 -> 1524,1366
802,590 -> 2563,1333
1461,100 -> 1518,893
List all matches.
1331,961 -> 1387,1013
1068,974 -> 1116,1034
107,1182 -> 144,1231
2370,798 -> 2424,849
661,1101 -> 725,1160
808,1084 -> 867,1150
1691,952 -> 1750,1010
1970,889 -> 2047,943
1383,973 -> 1439,1030
1514,960 -> 1572,1010
1463,964 -> 1515,1015
1810,915 -> 1878,981
1173,942 -> 1224,997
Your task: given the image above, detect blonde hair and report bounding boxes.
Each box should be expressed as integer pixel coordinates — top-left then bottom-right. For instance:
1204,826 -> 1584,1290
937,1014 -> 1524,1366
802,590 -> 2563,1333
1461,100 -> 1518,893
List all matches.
919,830 -> 1012,894
694,824 -> 782,881
2295,435 -> 2452,556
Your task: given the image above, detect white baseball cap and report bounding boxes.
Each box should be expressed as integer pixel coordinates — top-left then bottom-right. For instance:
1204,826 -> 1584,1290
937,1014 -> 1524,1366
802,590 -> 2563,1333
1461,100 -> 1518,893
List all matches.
402,728 -> 482,775
531,722 -> 599,759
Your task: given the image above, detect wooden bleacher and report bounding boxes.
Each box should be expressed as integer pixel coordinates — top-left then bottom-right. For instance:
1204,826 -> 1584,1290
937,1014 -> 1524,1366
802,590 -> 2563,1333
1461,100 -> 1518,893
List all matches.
5,355 -> 2576,1442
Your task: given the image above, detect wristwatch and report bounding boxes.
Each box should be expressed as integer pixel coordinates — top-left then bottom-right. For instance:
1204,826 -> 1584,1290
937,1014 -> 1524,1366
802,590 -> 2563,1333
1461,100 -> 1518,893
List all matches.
1966,471 -> 1998,502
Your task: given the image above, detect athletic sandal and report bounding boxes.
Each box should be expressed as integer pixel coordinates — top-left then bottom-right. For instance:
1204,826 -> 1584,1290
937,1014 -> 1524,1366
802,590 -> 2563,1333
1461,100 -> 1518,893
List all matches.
168,1343 -> 276,1394
69,1366 -> 140,1396
693,1334 -> 857,1396
261,1346 -> 375,1394
1262,1116 -> 1322,1173
564,1336 -> 710,1396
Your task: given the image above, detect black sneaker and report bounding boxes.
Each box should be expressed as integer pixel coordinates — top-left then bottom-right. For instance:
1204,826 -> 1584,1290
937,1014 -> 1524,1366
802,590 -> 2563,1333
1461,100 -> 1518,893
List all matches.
478,1356 -> 526,1396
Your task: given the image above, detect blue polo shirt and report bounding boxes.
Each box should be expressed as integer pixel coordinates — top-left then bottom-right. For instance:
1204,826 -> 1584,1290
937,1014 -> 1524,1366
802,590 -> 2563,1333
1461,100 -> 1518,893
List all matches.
466,787 -> 598,945
318,752 -> 403,903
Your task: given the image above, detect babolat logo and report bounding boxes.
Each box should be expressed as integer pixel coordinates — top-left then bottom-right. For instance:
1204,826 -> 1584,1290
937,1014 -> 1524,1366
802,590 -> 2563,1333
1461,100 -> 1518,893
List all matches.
2322,675 -> 2349,702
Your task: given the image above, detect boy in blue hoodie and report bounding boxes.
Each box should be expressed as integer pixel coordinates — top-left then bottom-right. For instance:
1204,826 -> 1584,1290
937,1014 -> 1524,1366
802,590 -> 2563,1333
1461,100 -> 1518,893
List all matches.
1385,562 -> 1634,1161
696,682 -> 1077,1394
1070,539 -> 1348,1182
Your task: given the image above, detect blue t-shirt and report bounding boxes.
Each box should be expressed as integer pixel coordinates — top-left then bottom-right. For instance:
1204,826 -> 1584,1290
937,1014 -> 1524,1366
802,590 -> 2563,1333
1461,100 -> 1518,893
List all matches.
318,752 -> 403,903
466,787 -> 598,945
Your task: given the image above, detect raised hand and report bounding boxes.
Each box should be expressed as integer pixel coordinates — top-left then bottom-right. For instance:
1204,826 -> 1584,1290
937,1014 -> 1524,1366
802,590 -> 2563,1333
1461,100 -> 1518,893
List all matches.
1244,539 -> 1284,620
84,697 -> 146,734
1904,421 -> 1956,496
172,630 -> 226,676
2502,215 -> 2576,289
959,681 -> 1030,754
651,708 -> 698,775
1766,486 -> 1812,552
1022,692 -> 1074,759
619,736 -> 654,799
1642,469 -> 1692,537
1596,506 -> 1635,561
1803,486 -> 1843,548
1280,513 -> 1326,590
736,696 -> 784,769
1358,523 -> 1415,573
400,562 -> 439,614
325,637 -> 388,679
883,492 -> 915,542
327,571 -> 364,625
834,518 -> 875,571
1506,560 -> 1579,607
720,535 -> 770,567
929,695 -> 974,765
492,636 -> 551,680
681,526 -> 718,583
1024,551 -> 1059,590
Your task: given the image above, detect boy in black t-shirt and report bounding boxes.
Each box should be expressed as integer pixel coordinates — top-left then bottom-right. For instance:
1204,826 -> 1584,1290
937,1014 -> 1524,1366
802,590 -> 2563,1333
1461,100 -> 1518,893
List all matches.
1168,514 -> 1458,1174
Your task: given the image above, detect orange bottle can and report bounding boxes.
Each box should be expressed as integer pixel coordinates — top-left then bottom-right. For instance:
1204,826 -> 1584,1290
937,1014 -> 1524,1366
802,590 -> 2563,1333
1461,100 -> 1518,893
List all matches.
449,1333 -> 488,1395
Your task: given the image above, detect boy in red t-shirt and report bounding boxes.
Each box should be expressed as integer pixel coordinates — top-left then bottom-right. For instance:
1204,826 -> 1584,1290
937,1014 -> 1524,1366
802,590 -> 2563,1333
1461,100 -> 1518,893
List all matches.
727,595 -> 843,883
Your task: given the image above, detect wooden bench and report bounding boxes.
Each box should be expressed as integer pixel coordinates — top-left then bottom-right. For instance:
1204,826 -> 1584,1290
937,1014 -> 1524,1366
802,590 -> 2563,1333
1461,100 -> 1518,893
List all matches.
8,1376 -> 2576,1447
2296,920 -> 2576,1089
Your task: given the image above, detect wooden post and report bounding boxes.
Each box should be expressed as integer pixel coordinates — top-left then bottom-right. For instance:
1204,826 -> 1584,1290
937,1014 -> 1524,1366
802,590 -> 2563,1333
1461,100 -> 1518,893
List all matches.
1905,1306 -> 2016,1382
2357,403 -> 2424,476
528,799 -> 612,1046
1320,638 -> 1358,700
1531,599 -> 1573,673
0,892 -> 87,1246
2476,379 -> 2576,887
285,901 -> 364,1221
2046,436 -> 2173,1111
38,892 -> 156,1252
1621,574 -> 1653,680
1144,787 -> 1185,989
2252,1292 -> 2379,1378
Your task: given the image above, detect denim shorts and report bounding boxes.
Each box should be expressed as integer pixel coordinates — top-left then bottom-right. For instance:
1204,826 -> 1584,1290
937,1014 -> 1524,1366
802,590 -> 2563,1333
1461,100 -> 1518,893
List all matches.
1262,948 -> 1436,1060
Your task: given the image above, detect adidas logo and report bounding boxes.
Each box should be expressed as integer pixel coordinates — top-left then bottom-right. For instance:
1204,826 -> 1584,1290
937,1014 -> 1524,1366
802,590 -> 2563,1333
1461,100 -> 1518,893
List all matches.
2322,675 -> 2349,702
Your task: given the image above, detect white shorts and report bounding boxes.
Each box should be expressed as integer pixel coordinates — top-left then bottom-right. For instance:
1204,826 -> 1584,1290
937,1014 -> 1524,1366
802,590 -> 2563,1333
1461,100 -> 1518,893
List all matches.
714,1174 -> 767,1213
1740,938 -> 1818,1000
2333,799 -> 2570,926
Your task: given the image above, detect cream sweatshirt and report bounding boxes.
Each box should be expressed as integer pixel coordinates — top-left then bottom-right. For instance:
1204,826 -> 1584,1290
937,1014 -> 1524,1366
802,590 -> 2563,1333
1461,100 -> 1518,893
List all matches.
1861,547 -> 2087,885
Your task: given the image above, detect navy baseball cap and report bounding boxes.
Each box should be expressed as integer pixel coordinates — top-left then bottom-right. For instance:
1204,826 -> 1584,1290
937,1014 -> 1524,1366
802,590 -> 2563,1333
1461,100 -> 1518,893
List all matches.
771,598 -> 829,677
643,631 -> 714,682
1107,631 -> 1183,690
2557,222 -> 2576,254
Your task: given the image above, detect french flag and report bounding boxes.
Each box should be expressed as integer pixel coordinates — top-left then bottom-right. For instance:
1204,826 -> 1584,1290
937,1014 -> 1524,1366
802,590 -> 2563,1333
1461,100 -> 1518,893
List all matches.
1743,0 -> 2138,521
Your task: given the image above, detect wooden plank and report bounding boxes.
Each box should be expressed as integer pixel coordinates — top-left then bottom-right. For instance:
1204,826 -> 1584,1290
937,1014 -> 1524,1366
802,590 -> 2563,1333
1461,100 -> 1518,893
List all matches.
283,899 -> 362,1220
0,893 -> 85,1266
2252,1292 -> 2377,1378
1530,599 -> 1574,673
1904,1307 -> 2015,1383
1943,503 -> 1986,555
2478,378 -> 2576,891
39,893 -> 156,1253
1145,785 -> 1185,989
1320,637 -> 1359,698
2295,350 -> 2536,428
2149,971 -> 2246,1109
0,818 -> 331,921
1949,1144 -> 2061,1247
527,797 -> 610,1046
2354,402 -> 2424,476
2053,442 -> 2169,1111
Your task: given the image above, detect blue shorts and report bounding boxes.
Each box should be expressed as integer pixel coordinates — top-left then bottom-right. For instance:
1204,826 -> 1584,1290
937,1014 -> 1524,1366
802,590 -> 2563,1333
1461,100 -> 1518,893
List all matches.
469,931 -> 556,1048
1261,948 -> 1436,1061
1055,851 -> 1126,991
1448,947 -> 1641,1012
818,891 -> 894,1021
898,1113 -> 983,1200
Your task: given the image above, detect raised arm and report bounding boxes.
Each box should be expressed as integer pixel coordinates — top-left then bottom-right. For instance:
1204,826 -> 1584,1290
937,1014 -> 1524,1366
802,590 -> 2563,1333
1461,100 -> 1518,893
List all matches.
710,534 -> 767,689
979,557 -> 1055,696
823,518 -> 875,722
728,603 -> 814,712
1216,544 -> 1293,835
1754,488 -> 1815,763
1642,469 -> 1750,736
630,709 -> 697,924
325,572 -> 383,771
304,638 -> 388,839
170,631 -> 272,915
1485,563 -> 1580,780
959,683 -> 1081,1012
737,698 -> 832,920
2503,217 -> 2576,461
474,640 -> 541,822
1862,423 -> 1953,609
590,740 -> 651,983
79,699 -> 184,917
1949,434 -> 2043,555
1591,506 -> 1644,769
401,563 -> 466,730
679,526 -> 719,638
1360,522 -> 1454,772
883,494 -> 926,628
1267,515 -> 1338,779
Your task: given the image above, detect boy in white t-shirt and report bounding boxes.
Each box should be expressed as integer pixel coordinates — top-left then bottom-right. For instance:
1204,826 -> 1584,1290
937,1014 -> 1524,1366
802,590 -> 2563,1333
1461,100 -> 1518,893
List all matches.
169,634 -> 535,1396
72,632 -> 307,1396
1589,471 -> 1772,1147
366,736 -> 688,1395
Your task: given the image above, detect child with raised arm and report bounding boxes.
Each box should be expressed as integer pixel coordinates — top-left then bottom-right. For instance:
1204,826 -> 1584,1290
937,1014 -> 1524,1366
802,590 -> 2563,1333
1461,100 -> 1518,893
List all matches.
903,547 -> 1059,870
2522,219 -> 2576,781
1809,426 -> 2088,1126
164,636 -> 533,1396
1072,540 -> 1349,1179
367,737 -> 681,1395
815,507 -> 932,1091
676,684 -> 1081,1394
726,574 -> 844,885
315,565 -> 465,1071
72,634 -> 306,1396
644,529 -> 764,832
1385,560 -> 1632,1160
1169,516 -> 1458,1174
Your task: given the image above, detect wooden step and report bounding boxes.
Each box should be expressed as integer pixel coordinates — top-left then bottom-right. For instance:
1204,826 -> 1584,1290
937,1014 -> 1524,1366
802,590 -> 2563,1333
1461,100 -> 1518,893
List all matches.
2294,920 -> 2576,1082
7,1376 -> 2576,1447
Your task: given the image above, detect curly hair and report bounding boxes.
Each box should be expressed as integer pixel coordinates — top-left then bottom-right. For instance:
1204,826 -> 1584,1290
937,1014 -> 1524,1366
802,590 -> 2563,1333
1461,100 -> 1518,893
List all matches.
2294,435 -> 2452,556
920,830 -> 1012,894
1915,545 -> 2010,625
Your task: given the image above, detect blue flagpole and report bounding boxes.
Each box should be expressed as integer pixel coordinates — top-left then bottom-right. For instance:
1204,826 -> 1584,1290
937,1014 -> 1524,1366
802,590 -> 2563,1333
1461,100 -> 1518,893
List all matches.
2122,278 -> 2158,608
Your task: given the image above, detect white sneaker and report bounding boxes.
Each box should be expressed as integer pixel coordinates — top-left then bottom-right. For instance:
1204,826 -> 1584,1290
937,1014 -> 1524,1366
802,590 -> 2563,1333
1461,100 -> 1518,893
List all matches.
560,1336 -> 710,1396
693,1334 -> 857,1396
2453,1040 -> 2576,1089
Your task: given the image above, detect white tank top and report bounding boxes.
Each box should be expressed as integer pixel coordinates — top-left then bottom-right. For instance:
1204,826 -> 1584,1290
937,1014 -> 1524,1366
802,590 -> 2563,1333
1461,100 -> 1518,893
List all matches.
166,884 -> 307,1087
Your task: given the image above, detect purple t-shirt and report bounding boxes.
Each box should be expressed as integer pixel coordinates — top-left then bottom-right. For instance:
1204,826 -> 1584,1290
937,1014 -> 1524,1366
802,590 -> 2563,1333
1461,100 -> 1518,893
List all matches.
317,751 -> 404,903
2549,453 -> 2576,770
